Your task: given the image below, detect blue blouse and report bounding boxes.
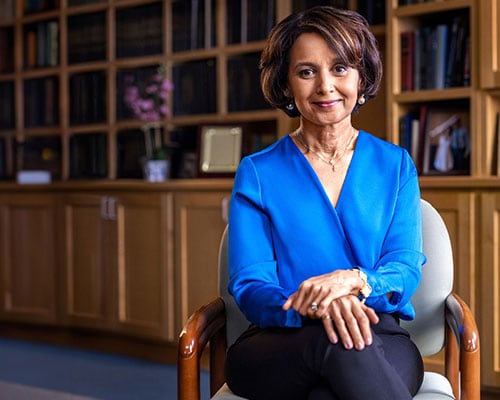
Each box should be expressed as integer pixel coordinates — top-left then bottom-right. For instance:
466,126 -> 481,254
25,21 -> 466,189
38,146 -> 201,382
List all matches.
228,131 -> 426,328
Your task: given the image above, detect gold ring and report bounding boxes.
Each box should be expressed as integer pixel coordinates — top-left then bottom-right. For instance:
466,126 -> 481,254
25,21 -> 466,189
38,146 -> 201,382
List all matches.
321,314 -> 331,320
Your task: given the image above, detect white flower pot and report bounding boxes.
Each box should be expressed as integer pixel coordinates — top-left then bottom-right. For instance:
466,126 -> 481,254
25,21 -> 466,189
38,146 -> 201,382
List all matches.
143,159 -> 170,182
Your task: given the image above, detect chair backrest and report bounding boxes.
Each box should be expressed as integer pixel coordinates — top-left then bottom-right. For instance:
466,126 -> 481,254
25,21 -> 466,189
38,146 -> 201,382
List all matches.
218,226 -> 251,346
401,199 -> 454,356
219,199 -> 454,355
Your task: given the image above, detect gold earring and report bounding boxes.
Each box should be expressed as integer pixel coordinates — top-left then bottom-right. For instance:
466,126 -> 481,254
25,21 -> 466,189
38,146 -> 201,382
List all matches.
358,94 -> 366,105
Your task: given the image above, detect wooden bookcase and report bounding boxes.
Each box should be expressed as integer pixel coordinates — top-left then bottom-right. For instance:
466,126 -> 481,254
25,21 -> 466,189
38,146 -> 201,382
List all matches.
388,0 -> 500,394
0,0 -> 386,181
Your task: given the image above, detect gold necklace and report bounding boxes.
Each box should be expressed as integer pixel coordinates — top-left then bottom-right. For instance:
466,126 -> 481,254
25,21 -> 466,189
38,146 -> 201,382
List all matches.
295,129 -> 358,172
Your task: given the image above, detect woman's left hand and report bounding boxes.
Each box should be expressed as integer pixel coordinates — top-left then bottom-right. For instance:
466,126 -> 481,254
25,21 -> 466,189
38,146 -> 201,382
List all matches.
320,295 -> 379,349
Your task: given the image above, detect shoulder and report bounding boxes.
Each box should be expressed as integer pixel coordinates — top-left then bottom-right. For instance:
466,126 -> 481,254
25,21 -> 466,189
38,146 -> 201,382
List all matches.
237,135 -> 294,172
359,130 -> 413,164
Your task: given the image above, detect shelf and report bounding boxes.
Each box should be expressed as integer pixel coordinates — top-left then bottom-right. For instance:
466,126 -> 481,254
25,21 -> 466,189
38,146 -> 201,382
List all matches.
395,0 -> 472,17
395,87 -> 472,103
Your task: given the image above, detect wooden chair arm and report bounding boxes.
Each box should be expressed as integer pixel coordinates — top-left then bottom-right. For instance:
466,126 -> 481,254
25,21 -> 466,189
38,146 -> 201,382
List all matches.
178,297 -> 227,400
445,293 -> 480,400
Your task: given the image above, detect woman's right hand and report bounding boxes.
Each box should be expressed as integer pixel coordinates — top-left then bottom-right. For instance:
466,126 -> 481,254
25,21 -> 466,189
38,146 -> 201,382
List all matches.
282,269 -> 361,317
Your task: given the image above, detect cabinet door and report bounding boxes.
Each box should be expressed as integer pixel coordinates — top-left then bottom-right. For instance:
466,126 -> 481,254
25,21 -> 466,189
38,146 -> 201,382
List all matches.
0,193 -> 57,323
480,0 -> 500,88
480,193 -> 500,388
173,191 -> 230,335
419,190 -> 477,374
111,193 -> 173,341
60,194 -> 111,329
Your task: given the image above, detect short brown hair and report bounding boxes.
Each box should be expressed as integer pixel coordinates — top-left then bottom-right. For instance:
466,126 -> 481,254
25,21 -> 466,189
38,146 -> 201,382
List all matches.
260,6 -> 383,117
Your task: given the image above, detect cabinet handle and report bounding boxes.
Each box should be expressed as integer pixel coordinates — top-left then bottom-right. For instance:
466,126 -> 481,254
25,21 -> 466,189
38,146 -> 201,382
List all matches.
100,196 -> 117,220
107,197 -> 116,221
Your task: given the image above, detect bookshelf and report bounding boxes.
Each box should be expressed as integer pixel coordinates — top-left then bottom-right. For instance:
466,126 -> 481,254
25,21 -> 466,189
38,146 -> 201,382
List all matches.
0,0 -> 386,181
389,1 -> 500,394
387,0 -> 478,178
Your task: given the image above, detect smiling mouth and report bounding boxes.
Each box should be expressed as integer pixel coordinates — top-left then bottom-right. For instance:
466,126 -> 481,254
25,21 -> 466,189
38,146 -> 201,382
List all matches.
314,100 -> 340,108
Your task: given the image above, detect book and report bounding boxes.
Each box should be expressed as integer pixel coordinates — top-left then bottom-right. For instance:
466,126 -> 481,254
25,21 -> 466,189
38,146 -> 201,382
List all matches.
227,52 -> 269,112
400,31 -> 414,91
172,0 -> 215,52
172,58 -> 217,116
70,133 -> 107,179
0,81 -> 15,129
434,24 -> 448,89
357,0 -> 385,25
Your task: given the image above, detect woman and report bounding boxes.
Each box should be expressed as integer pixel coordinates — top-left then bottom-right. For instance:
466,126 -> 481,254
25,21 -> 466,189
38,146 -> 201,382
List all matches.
226,6 -> 425,400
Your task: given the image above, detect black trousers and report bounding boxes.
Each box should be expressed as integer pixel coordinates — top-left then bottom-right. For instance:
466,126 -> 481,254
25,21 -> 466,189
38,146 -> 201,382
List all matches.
225,313 -> 424,400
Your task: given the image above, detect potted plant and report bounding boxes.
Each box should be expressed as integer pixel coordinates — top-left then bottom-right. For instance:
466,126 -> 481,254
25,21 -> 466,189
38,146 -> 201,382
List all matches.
123,64 -> 175,181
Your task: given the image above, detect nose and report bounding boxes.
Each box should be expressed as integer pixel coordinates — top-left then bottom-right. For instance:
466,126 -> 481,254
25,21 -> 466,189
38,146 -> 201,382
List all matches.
317,71 -> 335,94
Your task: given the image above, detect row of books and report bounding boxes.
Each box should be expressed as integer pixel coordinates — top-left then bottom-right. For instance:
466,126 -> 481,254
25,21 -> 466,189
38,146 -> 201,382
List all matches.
357,0 -> 385,25
70,133 -> 107,178
172,58 -> 217,117
115,3 -> 163,59
23,77 -> 59,128
69,72 -> 107,125
227,52 -> 269,113
172,0 -> 216,52
0,0 -> 14,20
24,21 -> 59,68
0,81 -> 14,129
292,0 -> 348,11
226,0 -> 275,45
401,14 -> 470,91
24,0 -> 59,14
0,27 -> 14,74
399,106 -> 470,176
67,12 -> 106,64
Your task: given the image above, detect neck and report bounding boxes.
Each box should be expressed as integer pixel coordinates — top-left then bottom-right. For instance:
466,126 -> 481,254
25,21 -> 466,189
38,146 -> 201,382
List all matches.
294,127 -> 358,157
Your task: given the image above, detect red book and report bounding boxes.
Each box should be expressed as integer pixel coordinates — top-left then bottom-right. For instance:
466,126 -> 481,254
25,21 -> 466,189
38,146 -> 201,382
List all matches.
401,31 -> 414,91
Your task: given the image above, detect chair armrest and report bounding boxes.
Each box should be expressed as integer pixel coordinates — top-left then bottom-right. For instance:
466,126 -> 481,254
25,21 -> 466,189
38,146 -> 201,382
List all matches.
445,293 -> 480,400
178,297 -> 227,400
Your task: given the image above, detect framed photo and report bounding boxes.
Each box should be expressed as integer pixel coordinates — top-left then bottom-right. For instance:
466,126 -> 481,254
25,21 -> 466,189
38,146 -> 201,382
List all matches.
198,125 -> 243,176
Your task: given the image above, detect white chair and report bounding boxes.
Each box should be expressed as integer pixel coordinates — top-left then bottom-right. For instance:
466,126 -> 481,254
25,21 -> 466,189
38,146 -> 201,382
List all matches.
178,199 -> 480,400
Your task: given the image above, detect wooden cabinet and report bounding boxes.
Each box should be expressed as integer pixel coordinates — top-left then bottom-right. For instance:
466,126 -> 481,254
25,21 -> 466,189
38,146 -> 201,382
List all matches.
0,182 -> 232,353
60,194 -> 110,330
61,191 -> 174,341
0,192 -> 58,323
420,190 -> 478,309
480,192 -> 500,390
172,190 -> 230,335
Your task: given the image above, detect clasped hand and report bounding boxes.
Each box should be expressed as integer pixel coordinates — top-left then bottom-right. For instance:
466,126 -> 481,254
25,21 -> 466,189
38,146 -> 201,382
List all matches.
282,270 -> 379,350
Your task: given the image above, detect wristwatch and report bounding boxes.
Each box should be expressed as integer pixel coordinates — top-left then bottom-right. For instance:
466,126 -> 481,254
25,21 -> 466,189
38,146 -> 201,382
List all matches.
351,268 -> 372,303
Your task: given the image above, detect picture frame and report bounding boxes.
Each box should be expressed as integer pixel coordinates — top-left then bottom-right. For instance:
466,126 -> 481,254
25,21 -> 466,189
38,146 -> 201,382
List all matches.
198,125 -> 243,176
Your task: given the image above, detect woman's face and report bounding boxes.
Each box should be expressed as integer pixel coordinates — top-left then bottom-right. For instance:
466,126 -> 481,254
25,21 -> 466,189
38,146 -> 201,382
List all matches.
286,32 -> 361,129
